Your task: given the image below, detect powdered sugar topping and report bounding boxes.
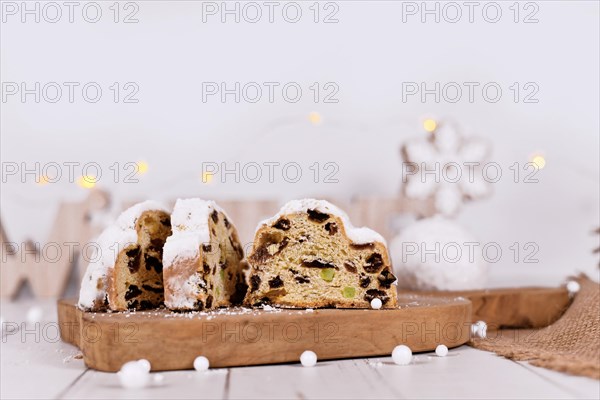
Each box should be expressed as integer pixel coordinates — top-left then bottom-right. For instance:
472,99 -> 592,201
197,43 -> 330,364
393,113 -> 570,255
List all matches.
259,199 -> 386,245
165,272 -> 207,310
115,200 -> 169,230
162,198 -> 226,268
162,199 -> 233,310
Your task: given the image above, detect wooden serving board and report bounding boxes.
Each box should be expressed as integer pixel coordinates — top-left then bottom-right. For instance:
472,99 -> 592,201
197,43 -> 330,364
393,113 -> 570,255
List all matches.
57,295 -> 471,372
409,286 -> 571,329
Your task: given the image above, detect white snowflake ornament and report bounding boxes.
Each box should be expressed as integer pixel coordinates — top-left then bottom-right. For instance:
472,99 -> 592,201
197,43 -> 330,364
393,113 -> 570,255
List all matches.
402,121 -> 492,217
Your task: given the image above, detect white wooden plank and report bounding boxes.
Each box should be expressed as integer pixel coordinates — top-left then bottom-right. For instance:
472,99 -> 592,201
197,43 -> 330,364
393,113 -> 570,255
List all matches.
0,300 -> 85,400
61,369 -> 228,400
368,346 -> 575,400
226,359 -> 398,400
518,361 -> 600,400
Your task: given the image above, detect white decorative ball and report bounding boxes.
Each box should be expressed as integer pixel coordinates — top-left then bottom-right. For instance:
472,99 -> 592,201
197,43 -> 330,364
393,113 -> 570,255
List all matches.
470,323 -> 479,338
392,345 -> 412,365
566,280 -> 580,294
118,361 -> 150,389
370,298 -> 382,310
137,359 -> 151,372
435,344 -> 448,357
153,374 -> 165,385
26,306 -> 43,324
300,350 -> 317,367
193,356 -> 210,371
390,216 -> 488,291
473,321 -> 487,339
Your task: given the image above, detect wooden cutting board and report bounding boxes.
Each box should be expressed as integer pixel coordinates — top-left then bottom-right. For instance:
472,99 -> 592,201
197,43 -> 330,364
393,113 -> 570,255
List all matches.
57,286 -> 570,372
409,286 -> 571,329
57,295 -> 472,372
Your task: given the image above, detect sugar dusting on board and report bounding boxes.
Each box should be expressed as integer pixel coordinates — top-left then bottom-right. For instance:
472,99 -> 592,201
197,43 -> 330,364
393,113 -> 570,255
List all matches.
398,294 -> 468,309
84,304 -> 320,321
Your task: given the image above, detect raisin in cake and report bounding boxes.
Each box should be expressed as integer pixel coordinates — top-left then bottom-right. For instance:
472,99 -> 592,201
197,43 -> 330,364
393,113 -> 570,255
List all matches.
245,199 -> 398,308
162,199 -> 247,310
78,201 -> 172,311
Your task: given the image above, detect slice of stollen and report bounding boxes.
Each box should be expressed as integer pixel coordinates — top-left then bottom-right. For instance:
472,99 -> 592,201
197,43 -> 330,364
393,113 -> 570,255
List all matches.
78,201 -> 172,311
162,198 -> 247,311
245,199 -> 398,308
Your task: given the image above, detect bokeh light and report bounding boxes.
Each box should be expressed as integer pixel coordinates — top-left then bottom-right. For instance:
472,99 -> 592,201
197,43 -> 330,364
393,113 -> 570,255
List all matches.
308,112 -> 322,126
201,171 -> 214,184
530,154 -> 546,170
423,119 -> 437,133
136,160 -> 149,174
37,175 -> 49,186
77,175 -> 97,189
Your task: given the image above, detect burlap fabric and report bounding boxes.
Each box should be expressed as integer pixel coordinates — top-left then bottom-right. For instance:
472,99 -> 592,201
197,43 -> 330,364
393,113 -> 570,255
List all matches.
470,276 -> 599,379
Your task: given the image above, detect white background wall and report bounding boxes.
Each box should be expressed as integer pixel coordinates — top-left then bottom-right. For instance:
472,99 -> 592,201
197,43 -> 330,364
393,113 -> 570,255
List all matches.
2,1 -> 599,286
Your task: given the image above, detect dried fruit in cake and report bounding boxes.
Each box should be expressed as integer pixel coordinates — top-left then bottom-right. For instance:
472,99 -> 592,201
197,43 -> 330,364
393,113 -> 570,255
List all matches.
78,201 -> 172,311
245,199 -> 398,308
162,199 -> 247,310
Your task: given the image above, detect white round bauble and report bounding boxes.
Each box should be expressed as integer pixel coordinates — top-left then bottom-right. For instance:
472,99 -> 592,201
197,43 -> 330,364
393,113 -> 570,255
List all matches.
370,298 -> 383,310
390,216 -> 488,291
392,345 -> 412,365
300,350 -> 317,367
435,344 -> 448,357
118,361 -> 150,389
137,359 -> 151,372
193,356 -> 210,371
566,280 -> 580,294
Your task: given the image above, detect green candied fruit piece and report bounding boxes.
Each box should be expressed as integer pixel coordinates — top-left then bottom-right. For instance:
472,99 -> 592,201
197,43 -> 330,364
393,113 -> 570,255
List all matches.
219,269 -> 225,281
342,286 -> 356,298
320,268 -> 335,282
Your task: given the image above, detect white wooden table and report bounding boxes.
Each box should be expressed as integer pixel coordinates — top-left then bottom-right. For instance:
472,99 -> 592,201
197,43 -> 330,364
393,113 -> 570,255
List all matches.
2,299 -> 598,400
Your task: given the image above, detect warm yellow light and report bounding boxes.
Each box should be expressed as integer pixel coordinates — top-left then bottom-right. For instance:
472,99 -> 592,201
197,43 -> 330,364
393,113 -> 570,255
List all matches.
423,119 -> 437,132
530,154 -> 546,170
137,161 -> 149,175
201,171 -> 213,184
37,175 -> 49,186
77,175 -> 97,189
308,111 -> 322,126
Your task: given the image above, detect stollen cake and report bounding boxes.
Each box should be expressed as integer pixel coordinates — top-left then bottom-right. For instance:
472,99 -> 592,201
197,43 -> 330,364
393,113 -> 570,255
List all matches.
78,201 -> 172,311
245,199 -> 398,308
162,198 -> 247,310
